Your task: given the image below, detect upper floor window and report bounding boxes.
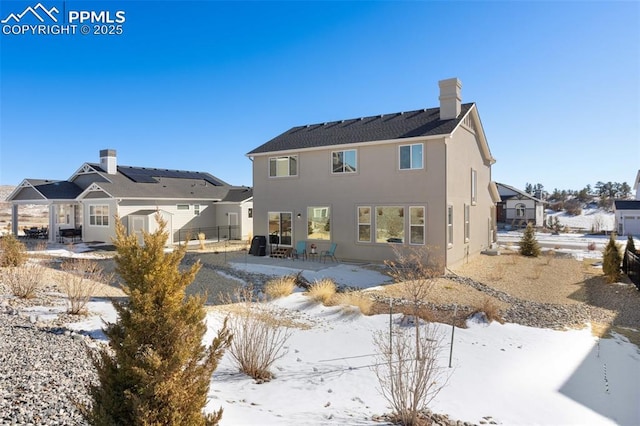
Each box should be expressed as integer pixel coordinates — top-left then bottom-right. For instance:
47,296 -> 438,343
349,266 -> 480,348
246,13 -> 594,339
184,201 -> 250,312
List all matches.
194,204 -> 200,216
177,204 -> 189,210
269,156 -> 297,177
332,150 -> 357,173
89,205 -> 109,226
399,143 -> 423,170
471,169 -> 477,205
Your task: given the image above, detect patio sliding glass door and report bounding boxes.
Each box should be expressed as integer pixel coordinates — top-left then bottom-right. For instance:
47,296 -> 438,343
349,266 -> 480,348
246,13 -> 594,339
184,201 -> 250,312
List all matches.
268,212 -> 292,246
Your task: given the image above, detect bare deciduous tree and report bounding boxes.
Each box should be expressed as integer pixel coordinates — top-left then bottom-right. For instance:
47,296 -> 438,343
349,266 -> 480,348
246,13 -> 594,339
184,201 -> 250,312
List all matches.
374,245 -> 449,425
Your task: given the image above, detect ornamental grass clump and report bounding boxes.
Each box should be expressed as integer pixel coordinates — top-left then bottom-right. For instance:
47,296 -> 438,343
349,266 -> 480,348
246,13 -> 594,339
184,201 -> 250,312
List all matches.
264,275 -> 296,299
307,278 -> 337,305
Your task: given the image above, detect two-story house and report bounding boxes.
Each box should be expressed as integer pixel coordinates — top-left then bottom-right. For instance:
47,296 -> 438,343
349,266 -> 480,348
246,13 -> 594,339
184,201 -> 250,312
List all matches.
247,78 -> 499,268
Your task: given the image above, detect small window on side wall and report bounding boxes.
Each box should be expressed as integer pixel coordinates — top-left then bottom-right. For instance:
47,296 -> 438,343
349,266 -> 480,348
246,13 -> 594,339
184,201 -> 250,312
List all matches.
471,169 -> 477,205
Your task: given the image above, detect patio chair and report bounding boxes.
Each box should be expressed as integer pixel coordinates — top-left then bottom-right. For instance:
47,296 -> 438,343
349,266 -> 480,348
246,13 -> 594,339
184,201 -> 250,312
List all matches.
320,243 -> 338,263
292,240 -> 307,261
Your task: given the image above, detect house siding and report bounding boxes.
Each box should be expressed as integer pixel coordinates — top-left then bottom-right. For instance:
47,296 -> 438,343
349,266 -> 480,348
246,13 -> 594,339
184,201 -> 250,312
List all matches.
445,125 -> 494,268
118,200 -> 217,243
252,138 -> 448,263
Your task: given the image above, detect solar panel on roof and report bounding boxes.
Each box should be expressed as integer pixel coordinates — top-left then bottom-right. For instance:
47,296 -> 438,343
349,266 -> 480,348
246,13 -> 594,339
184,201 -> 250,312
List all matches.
119,167 -> 223,186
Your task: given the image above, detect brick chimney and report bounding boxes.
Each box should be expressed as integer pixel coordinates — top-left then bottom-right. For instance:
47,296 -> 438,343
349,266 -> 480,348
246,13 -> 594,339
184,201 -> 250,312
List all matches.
438,78 -> 462,120
100,149 -> 117,175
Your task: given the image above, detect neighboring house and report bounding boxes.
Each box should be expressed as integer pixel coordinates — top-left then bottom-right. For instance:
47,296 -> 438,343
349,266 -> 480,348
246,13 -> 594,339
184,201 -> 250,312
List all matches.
612,170 -> 640,237
7,150 -> 253,244
496,182 -> 546,228
614,200 -> 640,237
247,78 -> 500,268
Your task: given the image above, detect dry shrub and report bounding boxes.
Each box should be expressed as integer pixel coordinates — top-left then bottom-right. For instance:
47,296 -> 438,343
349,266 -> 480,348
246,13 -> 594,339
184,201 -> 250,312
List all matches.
544,250 -> 555,265
1,264 -> 44,298
264,275 -> 296,299
198,232 -> 206,250
223,286 -> 292,382
0,234 -> 27,267
487,263 -> 505,281
473,297 -> 503,324
60,258 -> 111,314
307,278 -> 337,305
334,291 -> 374,315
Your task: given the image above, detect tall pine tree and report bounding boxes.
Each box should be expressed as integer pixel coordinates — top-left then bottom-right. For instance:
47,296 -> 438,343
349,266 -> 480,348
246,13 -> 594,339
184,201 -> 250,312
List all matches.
86,215 -> 231,425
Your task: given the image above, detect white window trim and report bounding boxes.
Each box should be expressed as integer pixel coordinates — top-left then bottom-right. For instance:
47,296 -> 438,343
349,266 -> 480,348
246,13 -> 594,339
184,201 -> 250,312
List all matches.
194,204 -> 200,216
471,169 -> 477,205
269,155 -> 298,178
447,205 -> 454,247
357,206 -> 372,243
331,149 -> 358,174
515,203 -> 526,218
464,204 -> 470,243
89,204 -> 109,227
409,206 -> 425,245
398,143 -> 424,170
177,204 -> 190,211
375,205 -> 405,244
307,206 -> 331,241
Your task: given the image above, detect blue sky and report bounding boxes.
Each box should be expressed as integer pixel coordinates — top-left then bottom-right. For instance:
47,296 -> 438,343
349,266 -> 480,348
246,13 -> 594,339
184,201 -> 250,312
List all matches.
1,0 -> 638,192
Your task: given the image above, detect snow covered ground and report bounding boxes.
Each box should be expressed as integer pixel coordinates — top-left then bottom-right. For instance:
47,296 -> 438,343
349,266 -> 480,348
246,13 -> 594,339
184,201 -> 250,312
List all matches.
62,238 -> 639,426
12,207 -> 640,425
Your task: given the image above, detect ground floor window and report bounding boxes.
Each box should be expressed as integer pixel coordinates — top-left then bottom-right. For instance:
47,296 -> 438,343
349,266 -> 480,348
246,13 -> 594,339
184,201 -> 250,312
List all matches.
268,212 -> 292,246
89,205 -> 109,226
515,203 -> 525,218
307,206 -> 330,240
409,206 -> 425,245
447,205 -> 454,246
464,204 -> 470,242
357,207 -> 371,242
376,206 -> 404,243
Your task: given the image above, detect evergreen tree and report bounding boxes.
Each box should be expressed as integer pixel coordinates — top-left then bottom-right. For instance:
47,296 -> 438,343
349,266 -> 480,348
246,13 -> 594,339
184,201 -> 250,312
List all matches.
86,215 -> 232,425
602,233 -> 622,283
622,235 -> 636,274
519,222 -> 541,257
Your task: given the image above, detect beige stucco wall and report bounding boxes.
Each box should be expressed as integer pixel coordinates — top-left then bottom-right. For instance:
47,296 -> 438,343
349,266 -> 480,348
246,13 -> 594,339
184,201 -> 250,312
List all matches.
445,124 -> 494,268
251,137 -> 448,263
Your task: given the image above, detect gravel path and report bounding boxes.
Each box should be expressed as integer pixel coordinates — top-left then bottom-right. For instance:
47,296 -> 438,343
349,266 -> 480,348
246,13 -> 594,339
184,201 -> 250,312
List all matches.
0,304 -> 96,425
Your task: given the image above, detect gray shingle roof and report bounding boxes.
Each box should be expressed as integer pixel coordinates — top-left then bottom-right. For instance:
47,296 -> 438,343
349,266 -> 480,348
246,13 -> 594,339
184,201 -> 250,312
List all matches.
221,187 -> 253,202
28,179 -> 83,200
248,103 -> 474,155
83,164 -> 233,200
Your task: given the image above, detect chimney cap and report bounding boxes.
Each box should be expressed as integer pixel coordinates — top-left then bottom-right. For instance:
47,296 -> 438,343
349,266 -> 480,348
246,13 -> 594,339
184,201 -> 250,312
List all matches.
100,149 -> 117,157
